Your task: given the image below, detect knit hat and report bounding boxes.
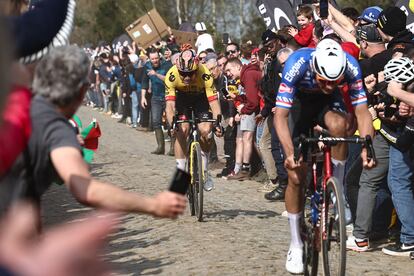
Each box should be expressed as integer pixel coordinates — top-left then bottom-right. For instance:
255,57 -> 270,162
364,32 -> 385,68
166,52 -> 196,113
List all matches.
376,7 -> 407,37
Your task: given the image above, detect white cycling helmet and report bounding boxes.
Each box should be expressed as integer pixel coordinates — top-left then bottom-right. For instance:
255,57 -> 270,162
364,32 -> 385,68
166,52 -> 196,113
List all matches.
195,22 -> 207,32
312,38 -> 347,81
384,57 -> 414,84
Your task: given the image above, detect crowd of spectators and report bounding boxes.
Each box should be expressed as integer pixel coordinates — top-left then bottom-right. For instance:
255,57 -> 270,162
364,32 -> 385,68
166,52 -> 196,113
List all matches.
0,0 -> 414,274
82,2 -> 414,258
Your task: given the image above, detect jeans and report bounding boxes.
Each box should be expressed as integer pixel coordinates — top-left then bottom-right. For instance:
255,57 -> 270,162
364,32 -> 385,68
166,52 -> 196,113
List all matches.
131,90 -> 141,125
388,146 -> 414,244
353,134 -> 390,239
151,97 -> 165,129
256,120 -> 265,146
100,83 -> 109,111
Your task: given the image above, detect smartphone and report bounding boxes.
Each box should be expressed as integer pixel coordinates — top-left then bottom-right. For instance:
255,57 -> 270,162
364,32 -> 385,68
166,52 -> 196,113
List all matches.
222,33 -> 229,45
169,169 -> 190,195
319,0 -> 329,19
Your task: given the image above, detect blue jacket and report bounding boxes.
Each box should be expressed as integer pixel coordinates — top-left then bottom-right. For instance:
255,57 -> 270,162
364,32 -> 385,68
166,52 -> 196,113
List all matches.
141,60 -> 172,98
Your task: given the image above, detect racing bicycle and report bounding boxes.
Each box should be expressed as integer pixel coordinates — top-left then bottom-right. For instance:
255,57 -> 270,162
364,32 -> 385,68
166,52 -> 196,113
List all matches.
295,134 -> 376,276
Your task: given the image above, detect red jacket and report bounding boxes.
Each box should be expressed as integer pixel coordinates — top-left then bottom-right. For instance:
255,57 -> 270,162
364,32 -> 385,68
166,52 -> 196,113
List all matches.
0,86 -> 32,176
239,63 -> 262,115
294,23 -> 316,48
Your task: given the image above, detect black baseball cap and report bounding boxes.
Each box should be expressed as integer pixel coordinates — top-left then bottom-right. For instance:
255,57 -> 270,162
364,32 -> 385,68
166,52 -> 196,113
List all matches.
376,7 -> 407,37
261,29 -> 282,44
356,24 -> 383,43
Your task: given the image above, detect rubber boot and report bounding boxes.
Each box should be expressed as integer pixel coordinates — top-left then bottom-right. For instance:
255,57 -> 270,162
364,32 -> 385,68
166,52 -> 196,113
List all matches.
151,128 -> 165,155
168,136 -> 175,156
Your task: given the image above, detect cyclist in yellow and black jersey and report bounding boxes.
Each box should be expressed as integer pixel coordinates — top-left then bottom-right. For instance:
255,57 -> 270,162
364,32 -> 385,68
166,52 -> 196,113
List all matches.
165,49 -> 222,191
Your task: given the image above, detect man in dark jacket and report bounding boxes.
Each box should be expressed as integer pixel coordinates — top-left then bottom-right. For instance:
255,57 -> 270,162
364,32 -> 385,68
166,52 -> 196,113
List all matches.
259,30 -> 289,200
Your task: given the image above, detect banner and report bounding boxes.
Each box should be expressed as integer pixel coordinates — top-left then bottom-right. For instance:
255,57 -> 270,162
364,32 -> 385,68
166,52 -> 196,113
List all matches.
256,0 -> 298,31
395,0 -> 414,33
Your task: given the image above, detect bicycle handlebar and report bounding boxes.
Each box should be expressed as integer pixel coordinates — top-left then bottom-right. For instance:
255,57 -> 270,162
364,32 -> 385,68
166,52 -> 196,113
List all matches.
294,135 -> 377,164
171,114 -> 223,134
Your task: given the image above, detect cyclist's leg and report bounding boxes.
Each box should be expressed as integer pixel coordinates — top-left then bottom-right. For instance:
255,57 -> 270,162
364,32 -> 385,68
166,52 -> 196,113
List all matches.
172,94 -> 191,170
324,111 -> 348,184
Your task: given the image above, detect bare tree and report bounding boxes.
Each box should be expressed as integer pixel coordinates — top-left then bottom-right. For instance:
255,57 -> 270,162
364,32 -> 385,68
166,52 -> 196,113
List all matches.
176,0 -> 182,25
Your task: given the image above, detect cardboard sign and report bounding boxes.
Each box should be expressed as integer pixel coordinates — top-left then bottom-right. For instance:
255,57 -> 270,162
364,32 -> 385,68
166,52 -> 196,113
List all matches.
125,9 -> 169,49
171,29 -> 198,48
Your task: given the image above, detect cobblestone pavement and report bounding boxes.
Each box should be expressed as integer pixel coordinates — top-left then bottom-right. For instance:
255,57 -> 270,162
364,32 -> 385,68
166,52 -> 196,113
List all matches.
41,107 -> 414,276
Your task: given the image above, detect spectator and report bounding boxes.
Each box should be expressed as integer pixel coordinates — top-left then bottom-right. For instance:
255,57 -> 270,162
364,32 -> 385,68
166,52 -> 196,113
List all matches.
257,30 -> 289,200
0,45 -> 187,218
141,50 -> 173,155
224,58 -> 261,180
288,5 -> 316,48
195,22 -> 214,54
225,42 -> 242,61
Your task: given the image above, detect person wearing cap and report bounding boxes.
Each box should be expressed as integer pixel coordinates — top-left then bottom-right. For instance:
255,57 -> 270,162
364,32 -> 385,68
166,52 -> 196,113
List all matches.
258,29 -> 289,199
345,23 -> 394,253
357,24 -> 390,77
358,6 -> 383,25
376,6 -> 413,50
194,22 -> 214,54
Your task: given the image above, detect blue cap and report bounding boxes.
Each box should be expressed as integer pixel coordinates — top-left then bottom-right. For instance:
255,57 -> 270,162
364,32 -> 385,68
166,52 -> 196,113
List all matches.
358,6 -> 383,24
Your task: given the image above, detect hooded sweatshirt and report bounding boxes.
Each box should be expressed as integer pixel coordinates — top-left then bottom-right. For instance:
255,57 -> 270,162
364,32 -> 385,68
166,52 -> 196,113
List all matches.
239,63 -> 262,115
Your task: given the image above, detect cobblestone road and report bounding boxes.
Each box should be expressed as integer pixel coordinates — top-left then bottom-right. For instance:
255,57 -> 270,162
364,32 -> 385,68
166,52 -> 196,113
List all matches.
41,107 -> 414,275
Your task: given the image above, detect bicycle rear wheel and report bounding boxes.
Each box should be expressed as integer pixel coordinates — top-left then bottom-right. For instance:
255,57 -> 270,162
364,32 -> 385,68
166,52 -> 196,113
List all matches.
190,142 -> 204,221
321,177 -> 346,276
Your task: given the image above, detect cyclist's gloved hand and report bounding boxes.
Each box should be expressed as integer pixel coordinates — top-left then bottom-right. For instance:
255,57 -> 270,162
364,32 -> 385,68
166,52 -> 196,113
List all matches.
213,114 -> 224,137
361,147 -> 376,169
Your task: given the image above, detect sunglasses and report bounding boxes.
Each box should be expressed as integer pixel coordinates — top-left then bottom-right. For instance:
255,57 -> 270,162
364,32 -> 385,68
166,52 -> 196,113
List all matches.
315,74 -> 344,86
179,71 -> 196,78
226,50 -> 237,56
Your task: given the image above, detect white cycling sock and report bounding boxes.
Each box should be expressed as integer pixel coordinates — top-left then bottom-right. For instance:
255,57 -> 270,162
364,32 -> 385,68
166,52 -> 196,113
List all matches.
176,159 -> 186,171
234,163 -> 242,174
288,212 -> 303,249
201,151 -> 209,172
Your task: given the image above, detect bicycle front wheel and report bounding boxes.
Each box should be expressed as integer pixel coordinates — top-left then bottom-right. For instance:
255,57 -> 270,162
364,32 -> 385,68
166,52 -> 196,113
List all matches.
321,177 -> 346,276
190,142 -> 204,221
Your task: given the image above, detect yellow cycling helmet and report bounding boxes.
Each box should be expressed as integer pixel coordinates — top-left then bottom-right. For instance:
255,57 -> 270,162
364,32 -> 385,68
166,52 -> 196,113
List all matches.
178,49 -> 199,73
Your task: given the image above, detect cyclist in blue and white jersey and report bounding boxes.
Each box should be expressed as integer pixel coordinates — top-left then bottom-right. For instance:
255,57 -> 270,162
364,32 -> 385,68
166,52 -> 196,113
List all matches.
274,38 -> 375,274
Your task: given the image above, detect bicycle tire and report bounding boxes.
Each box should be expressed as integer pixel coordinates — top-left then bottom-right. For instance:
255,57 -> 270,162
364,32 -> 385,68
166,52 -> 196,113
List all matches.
302,198 -> 319,276
188,182 -> 195,216
190,142 -> 204,221
321,177 -> 346,276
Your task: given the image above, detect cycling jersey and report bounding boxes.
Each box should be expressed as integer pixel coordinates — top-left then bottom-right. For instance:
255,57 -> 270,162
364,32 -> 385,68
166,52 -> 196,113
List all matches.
165,64 -> 218,102
276,48 -> 367,110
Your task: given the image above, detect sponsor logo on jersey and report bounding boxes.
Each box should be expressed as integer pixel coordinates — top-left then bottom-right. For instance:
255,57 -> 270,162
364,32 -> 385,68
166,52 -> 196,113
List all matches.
350,79 -> 363,90
202,73 -> 211,81
169,72 -> 176,82
347,59 -> 359,77
279,83 -> 293,94
285,57 -> 305,82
